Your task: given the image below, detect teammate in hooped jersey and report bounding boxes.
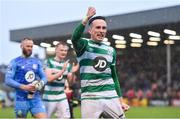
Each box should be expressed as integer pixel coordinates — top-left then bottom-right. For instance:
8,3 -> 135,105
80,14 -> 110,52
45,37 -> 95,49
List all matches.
5,37 -> 47,118
71,7 -> 130,118
42,41 -> 78,119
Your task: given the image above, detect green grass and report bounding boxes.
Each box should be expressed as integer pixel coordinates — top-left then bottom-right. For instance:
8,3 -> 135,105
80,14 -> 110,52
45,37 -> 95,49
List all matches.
125,107 -> 180,118
1,106 -> 180,118
0,106 -> 81,118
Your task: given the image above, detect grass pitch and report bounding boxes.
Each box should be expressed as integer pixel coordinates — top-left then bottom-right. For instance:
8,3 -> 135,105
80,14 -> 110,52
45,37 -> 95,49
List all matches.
125,106 -> 180,118
0,106 -> 180,118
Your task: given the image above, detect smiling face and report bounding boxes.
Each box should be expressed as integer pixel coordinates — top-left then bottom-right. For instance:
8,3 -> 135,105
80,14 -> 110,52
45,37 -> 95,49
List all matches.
88,19 -> 107,42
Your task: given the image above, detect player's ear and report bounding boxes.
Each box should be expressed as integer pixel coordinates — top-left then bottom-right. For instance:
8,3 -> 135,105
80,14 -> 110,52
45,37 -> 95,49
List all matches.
20,44 -> 23,49
88,27 -> 92,34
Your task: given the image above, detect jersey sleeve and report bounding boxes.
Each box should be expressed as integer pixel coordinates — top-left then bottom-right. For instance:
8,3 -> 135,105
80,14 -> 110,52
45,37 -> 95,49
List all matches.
111,48 -> 122,97
5,59 -> 21,89
71,23 -> 88,56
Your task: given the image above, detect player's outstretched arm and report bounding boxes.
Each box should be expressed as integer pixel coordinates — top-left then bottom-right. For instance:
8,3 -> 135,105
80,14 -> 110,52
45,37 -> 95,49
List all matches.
71,7 -> 96,56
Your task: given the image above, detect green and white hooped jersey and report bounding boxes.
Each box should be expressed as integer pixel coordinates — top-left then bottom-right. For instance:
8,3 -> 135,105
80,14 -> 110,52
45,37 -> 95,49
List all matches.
78,39 -> 119,100
43,58 -> 72,102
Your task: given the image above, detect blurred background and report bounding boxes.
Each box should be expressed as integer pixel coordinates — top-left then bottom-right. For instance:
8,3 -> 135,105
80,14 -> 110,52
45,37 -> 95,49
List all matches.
1,0 -> 180,118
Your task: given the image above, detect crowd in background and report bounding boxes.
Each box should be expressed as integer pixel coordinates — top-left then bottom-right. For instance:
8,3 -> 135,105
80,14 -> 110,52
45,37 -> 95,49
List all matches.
1,45 -> 180,107
117,46 -> 180,106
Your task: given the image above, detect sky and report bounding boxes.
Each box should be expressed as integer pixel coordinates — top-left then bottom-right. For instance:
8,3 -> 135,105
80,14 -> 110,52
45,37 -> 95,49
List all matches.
1,0 -> 180,64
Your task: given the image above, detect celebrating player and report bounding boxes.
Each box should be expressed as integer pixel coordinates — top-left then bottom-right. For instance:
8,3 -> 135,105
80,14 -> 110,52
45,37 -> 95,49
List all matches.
71,7 -> 130,118
42,41 -> 76,119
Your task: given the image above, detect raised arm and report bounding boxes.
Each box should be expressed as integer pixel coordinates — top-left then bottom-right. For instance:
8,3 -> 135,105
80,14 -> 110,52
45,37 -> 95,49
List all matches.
82,7 -> 96,25
71,7 -> 96,56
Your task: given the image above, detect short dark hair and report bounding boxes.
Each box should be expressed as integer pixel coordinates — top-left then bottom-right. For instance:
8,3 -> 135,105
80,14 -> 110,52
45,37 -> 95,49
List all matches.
21,37 -> 33,43
88,16 -> 106,25
22,37 -> 33,41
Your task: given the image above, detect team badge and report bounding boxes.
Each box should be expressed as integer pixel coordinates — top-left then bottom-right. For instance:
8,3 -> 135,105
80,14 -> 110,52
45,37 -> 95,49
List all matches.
25,71 -> 35,82
7,65 -> 13,73
107,48 -> 113,55
33,64 -> 38,69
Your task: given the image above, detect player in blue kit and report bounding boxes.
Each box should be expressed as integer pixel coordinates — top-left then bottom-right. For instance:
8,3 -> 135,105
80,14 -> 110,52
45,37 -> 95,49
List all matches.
5,37 -> 47,119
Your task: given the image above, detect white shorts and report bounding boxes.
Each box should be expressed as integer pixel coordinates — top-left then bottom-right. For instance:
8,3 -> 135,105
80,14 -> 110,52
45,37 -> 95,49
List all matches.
81,98 -> 125,119
44,99 -> 70,119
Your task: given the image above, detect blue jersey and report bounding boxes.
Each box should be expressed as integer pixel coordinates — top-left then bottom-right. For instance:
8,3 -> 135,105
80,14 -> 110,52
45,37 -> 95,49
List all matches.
5,56 -> 47,101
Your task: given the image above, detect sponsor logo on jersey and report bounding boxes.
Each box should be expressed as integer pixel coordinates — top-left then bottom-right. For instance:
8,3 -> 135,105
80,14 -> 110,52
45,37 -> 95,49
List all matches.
93,56 -> 108,71
25,71 -> 35,82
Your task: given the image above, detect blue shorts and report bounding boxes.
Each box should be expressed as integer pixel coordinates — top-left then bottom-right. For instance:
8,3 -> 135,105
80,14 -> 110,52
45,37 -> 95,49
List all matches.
15,98 -> 46,118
